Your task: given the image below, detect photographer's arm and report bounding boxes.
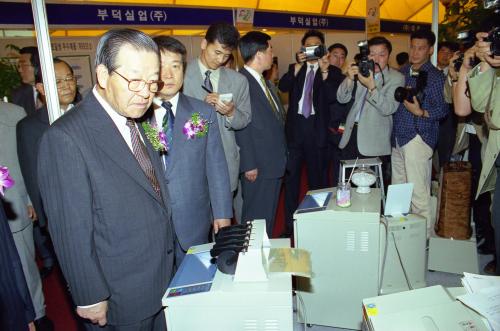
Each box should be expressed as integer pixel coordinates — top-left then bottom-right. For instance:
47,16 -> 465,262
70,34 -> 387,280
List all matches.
453,48 -> 475,116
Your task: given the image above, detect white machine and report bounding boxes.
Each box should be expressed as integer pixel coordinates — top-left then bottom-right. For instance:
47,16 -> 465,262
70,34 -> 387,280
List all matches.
293,184 -> 427,329
362,286 -> 489,331
380,184 -> 427,294
162,220 -> 293,331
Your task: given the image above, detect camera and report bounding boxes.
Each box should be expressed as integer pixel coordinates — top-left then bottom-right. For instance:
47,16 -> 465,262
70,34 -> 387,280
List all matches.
483,0 -> 500,56
453,31 -> 480,72
394,70 -> 428,104
356,40 -> 375,77
300,44 -> 327,61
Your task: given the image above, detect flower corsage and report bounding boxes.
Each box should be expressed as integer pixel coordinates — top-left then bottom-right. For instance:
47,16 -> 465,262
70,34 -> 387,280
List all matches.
142,122 -> 168,153
0,166 -> 15,197
183,112 -> 209,139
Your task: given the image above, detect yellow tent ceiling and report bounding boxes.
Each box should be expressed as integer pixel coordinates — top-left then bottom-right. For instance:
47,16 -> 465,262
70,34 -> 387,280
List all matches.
64,0 -> 446,23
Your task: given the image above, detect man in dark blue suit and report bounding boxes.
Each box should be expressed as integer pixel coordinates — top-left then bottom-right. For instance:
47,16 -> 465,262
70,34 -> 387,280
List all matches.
279,29 -> 344,237
149,36 -> 232,266
236,31 -> 287,237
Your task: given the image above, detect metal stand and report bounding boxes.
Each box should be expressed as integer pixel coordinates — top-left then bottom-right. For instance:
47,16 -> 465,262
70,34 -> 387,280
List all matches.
340,157 -> 385,209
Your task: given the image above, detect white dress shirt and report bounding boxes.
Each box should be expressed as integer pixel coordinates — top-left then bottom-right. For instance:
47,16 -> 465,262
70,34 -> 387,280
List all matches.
244,65 -> 279,111
198,59 -> 220,92
298,62 -> 318,116
153,93 -> 179,127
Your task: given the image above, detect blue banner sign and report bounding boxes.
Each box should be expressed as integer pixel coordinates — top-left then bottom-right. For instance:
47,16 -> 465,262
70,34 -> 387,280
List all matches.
0,2 -> 430,33
253,11 -> 365,31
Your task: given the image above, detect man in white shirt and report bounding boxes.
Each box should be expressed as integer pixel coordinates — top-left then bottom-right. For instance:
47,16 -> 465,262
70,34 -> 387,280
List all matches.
235,31 -> 287,237
37,29 -> 174,331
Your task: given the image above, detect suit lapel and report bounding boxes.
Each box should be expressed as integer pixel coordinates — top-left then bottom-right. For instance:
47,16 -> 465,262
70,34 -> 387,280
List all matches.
85,94 -> 163,204
165,94 -> 190,177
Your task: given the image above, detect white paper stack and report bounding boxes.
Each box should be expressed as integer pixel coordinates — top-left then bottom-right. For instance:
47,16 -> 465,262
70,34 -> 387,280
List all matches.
458,272 -> 500,331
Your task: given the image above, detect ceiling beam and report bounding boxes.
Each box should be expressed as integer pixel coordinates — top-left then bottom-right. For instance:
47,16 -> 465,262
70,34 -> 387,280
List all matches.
256,0 -> 261,9
344,0 -> 355,15
405,0 -> 431,20
321,0 -> 331,14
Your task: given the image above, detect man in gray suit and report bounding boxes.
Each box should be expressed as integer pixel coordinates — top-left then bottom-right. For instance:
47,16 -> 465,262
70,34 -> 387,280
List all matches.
236,32 -> 287,237
37,29 -> 175,331
183,22 -> 251,209
337,37 -> 404,176
150,36 -> 232,265
0,101 -> 52,330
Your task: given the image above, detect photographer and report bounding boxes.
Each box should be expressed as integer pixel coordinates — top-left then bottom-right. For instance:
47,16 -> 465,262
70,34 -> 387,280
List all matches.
278,29 -> 344,237
468,31 -> 500,274
392,29 -> 448,237
336,37 -> 404,180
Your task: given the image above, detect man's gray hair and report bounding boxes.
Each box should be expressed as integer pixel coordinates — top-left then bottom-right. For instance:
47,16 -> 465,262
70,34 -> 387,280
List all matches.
95,29 -> 159,72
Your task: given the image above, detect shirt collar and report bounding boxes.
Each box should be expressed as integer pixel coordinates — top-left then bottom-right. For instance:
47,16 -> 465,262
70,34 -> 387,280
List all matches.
92,86 -> 128,127
244,65 -> 264,83
198,58 -> 220,78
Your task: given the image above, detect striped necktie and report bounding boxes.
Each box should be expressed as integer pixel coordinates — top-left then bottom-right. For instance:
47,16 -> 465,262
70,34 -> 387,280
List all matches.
125,118 -> 161,197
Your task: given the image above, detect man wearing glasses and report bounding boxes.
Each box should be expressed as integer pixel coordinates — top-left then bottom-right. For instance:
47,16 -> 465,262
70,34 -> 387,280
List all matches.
37,29 -> 174,331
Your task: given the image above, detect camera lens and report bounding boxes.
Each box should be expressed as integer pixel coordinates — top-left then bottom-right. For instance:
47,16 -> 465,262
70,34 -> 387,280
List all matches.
394,87 -> 409,103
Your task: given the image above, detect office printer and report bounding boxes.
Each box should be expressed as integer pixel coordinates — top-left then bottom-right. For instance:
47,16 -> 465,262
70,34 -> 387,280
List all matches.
162,220 -> 293,331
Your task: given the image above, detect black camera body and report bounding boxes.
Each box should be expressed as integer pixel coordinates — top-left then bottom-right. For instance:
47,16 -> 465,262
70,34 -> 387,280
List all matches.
394,70 -> 428,104
485,26 -> 500,56
300,44 -> 327,61
357,40 -> 375,77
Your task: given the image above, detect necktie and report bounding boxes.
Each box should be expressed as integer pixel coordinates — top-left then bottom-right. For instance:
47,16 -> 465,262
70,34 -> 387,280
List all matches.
302,65 -> 315,118
204,70 -> 213,93
260,76 -> 279,116
125,119 -> 161,197
161,101 -> 175,166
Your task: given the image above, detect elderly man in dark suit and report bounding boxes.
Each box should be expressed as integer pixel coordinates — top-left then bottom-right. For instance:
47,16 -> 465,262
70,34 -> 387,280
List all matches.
279,29 -> 344,237
148,36 -> 232,266
236,31 -> 287,237
37,29 -> 175,331
17,58 -> 78,266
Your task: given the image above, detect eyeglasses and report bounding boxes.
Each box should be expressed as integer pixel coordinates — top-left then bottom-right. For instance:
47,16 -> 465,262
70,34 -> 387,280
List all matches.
56,76 -> 76,87
112,70 -> 163,93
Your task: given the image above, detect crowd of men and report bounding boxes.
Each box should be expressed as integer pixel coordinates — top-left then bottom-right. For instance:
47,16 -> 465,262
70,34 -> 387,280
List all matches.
0,21 -> 499,331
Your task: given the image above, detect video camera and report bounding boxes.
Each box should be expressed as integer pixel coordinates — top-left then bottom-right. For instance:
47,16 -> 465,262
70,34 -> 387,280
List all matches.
394,70 -> 428,104
299,44 -> 327,61
356,40 -> 375,77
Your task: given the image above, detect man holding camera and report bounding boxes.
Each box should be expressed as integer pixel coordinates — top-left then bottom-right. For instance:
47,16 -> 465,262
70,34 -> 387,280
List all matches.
278,29 -> 344,237
468,31 -> 500,274
392,30 -> 448,237
336,37 -> 403,174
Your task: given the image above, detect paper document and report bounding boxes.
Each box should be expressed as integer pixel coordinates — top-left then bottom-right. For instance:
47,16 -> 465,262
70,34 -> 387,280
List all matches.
267,248 -> 312,278
458,287 -> 500,331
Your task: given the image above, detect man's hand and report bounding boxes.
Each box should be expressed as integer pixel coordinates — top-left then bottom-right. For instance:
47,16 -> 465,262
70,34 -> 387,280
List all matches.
462,47 -> 477,71
27,205 -> 37,221
475,32 -> 500,70
346,62 -> 358,81
244,168 -> 258,182
357,70 -> 376,91
76,301 -> 108,326
204,93 -> 219,107
28,322 -> 35,331
318,55 -> 330,73
403,96 -> 426,117
213,219 -> 231,234
294,51 -> 307,76
215,100 -> 235,117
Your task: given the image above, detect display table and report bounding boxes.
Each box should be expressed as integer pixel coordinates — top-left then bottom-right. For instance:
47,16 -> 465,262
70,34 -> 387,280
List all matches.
294,187 -> 381,330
